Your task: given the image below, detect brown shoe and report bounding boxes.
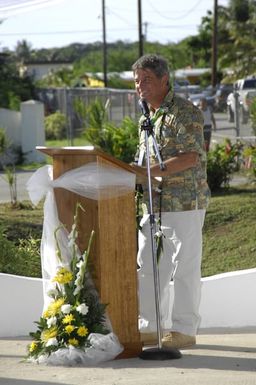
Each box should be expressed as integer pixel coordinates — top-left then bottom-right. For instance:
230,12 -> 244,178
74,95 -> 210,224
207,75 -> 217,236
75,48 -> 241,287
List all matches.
162,332 -> 196,349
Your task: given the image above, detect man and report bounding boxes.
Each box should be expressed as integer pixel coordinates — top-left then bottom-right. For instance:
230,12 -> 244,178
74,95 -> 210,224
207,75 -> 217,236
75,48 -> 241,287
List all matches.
131,54 -> 210,349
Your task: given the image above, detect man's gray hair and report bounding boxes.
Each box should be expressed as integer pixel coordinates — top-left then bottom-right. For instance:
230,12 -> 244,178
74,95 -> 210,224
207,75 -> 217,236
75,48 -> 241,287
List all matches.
132,54 -> 169,79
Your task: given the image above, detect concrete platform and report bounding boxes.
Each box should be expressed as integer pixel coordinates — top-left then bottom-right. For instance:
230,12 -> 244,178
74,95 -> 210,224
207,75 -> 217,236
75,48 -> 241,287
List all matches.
1,333 -> 256,385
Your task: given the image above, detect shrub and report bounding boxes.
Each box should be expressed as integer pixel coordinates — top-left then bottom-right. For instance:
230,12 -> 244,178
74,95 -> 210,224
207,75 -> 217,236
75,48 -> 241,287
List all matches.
78,98 -> 138,163
44,111 -> 68,140
0,128 -> 7,153
84,117 -> 138,163
207,139 -> 243,191
249,97 -> 256,136
0,230 -> 41,277
87,98 -> 108,127
8,91 -> 21,111
0,129 -> 23,206
110,117 -> 138,163
0,128 -> 23,166
243,144 -> 256,181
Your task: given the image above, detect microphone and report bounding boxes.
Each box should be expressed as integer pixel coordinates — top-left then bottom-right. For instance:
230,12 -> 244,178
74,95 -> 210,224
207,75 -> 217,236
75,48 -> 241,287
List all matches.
138,98 -> 150,117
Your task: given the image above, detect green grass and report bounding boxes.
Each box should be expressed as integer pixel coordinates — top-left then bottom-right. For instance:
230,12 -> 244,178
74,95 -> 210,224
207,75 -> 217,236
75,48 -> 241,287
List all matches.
0,184 -> 255,278
0,201 -> 43,277
202,185 -> 256,276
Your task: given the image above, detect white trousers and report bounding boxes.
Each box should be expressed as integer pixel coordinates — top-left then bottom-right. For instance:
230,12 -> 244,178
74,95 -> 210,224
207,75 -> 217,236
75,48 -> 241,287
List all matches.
137,209 -> 206,336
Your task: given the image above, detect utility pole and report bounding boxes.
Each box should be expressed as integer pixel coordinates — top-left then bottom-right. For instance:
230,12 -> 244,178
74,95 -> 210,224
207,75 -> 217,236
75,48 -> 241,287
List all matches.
102,0 -> 108,87
138,0 -> 143,57
143,21 -> 148,42
211,0 -> 218,89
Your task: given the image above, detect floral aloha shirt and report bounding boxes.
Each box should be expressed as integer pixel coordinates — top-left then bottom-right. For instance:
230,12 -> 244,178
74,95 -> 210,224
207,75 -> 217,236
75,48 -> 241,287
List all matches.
135,89 -> 211,212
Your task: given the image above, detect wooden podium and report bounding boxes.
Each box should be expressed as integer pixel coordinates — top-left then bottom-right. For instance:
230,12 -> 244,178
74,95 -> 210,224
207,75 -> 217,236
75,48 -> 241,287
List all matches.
37,146 -> 142,358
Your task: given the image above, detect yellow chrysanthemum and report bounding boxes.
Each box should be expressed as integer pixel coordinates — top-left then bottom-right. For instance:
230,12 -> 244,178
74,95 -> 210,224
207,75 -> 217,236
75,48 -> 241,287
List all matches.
77,326 -> 89,337
29,341 -> 38,352
42,309 -> 51,319
65,324 -> 75,334
52,267 -> 73,285
45,298 -> 65,317
68,338 -> 79,346
41,326 -> 58,342
62,314 -> 75,324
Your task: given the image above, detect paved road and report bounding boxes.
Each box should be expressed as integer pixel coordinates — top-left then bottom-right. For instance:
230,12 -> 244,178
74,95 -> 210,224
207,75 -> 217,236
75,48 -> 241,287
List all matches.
212,112 -> 254,143
0,113 -> 254,203
0,169 -> 35,203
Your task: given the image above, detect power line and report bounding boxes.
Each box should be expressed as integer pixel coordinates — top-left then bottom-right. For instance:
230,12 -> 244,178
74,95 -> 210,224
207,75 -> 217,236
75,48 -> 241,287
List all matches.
106,7 -> 136,28
1,22 -> 199,38
145,0 -> 204,20
150,23 -> 200,30
0,27 -> 138,37
0,0 -> 53,10
0,0 -> 64,16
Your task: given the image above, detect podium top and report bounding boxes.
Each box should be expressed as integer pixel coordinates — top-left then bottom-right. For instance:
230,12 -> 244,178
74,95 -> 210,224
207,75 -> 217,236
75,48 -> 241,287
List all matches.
37,146 -> 136,174
37,145 -> 100,156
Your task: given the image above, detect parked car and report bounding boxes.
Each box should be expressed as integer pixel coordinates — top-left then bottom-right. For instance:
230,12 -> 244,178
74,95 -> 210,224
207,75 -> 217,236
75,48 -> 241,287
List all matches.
173,80 -> 190,99
226,77 -> 256,123
215,83 -> 233,112
188,86 -> 216,110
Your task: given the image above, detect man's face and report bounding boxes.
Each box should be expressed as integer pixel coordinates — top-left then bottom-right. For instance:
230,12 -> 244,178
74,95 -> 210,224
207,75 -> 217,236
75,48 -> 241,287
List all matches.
134,68 -> 168,109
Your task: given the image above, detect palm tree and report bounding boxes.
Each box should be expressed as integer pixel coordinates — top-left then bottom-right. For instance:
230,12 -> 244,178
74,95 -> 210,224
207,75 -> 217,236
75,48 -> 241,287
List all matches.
15,39 -> 32,64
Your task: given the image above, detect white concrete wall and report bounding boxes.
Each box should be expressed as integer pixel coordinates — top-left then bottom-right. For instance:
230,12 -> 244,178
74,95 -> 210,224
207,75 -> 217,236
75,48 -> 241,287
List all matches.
0,274 -> 43,337
1,268 -> 256,337
20,100 -> 45,163
162,268 -> 256,332
0,108 -> 21,145
0,102 -> 45,163
199,268 -> 256,330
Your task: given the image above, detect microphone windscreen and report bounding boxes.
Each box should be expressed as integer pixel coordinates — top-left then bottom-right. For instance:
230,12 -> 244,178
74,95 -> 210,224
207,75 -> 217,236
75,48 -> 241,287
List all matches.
138,99 -> 150,117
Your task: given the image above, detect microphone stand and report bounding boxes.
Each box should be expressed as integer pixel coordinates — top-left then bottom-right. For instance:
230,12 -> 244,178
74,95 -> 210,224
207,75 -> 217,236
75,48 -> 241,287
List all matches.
138,104 -> 181,360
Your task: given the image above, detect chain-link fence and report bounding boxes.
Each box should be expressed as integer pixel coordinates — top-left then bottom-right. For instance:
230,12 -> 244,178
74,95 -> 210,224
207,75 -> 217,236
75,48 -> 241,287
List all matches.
36,87 -> 140,141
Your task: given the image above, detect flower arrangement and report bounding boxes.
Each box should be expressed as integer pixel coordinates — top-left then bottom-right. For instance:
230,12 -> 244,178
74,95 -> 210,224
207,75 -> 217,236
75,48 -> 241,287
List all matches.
27,204 -> 110,362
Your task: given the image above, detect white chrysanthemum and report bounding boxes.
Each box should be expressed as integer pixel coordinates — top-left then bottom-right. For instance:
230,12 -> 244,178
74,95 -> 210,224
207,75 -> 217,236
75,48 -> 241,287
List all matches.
47,316 -> 57,328
76,303 -> 89,315
61,304 -> 72,314
45,337 -> 58,347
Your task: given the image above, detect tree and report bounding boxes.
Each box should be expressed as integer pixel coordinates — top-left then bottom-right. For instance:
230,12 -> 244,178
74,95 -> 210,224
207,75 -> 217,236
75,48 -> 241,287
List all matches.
15,40 -> 32,63
36,67 -> 74,88
0,53 -> 35,109
183,12 -> 213,68
219,0 -> 256,79
3,1 -> 256,92
230,0 -> 250,22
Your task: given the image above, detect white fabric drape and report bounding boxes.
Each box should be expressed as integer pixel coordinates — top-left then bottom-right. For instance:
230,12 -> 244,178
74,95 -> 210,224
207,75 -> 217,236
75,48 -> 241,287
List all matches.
26,162 -> 135,365
27,162 -> 135,306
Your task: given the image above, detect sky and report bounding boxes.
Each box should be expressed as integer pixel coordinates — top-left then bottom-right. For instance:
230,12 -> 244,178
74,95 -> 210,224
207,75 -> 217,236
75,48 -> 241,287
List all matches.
0,0 -> 229,51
